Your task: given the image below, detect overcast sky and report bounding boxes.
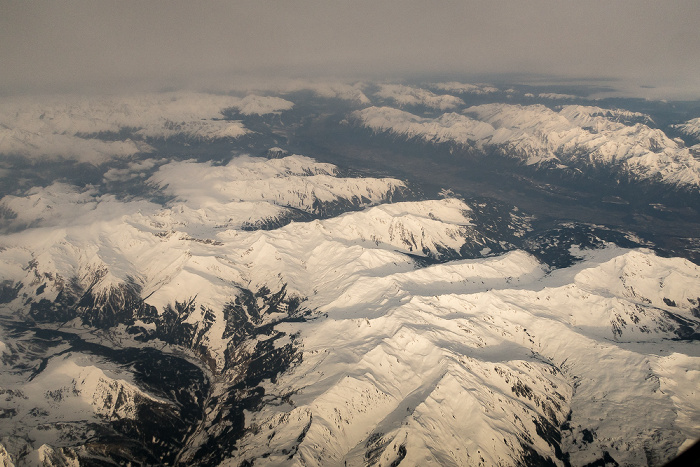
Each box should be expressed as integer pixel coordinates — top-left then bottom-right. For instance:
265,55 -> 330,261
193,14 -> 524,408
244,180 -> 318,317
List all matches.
2,0 -> 699,98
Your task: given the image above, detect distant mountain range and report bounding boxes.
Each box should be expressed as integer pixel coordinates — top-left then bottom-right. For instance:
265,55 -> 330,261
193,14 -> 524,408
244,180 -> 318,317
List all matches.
354,102 -> 700,189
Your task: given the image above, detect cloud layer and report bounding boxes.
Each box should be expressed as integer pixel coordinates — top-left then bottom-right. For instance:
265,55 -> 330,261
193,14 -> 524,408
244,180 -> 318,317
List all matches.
2,1 -> 699,97
0,92 -> 293,163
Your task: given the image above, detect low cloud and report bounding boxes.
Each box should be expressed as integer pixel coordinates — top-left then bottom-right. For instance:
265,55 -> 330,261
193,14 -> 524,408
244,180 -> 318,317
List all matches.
0,92 -> 294,164
0,182 -> 156,230
0,129 -> 150,165
1,1 -> 698,98
103,158 -> 167,183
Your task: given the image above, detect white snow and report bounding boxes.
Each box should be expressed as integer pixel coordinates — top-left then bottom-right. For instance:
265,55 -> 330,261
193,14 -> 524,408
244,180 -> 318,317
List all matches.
354,103 -> 700,187
354,106 -> 495,145
0,151 -> 698,465
148,154 -> 403,211
375,84 -> 465,110
0,350 -> 170,464
674,117 -> 700,141
232,94 -> 295,115
231,246 -> 699,466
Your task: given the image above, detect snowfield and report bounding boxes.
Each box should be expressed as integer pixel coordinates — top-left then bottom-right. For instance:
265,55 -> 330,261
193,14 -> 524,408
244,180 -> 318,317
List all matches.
0,153 -> 698,466
354,103 -> 700,188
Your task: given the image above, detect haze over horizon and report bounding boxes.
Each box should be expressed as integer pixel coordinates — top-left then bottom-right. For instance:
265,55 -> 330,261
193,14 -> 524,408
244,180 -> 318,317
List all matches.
2,0 -> 700,99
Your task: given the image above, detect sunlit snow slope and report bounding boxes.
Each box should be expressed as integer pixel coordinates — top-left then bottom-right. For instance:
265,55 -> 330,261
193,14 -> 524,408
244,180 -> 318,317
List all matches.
0,152 -> 698,466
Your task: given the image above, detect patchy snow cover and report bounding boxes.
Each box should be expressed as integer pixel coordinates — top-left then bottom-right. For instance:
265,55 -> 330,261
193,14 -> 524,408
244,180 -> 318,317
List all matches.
375,84 -> 465,110
0,348 -> 170,465
21,445 -> 78,467
18,353 -> 166,421
0,92 -> 293,163
354,103 -> 700,187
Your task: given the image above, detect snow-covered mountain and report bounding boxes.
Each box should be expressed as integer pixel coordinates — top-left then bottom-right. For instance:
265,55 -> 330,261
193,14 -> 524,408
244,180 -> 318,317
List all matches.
0,150 -> 698,466
228,247 -> 700,467
353,103 -> 700,189
674,117 -> 700,141
2,84 -> 697,194
0,83 -> 699,466
374,84 -> 465,110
